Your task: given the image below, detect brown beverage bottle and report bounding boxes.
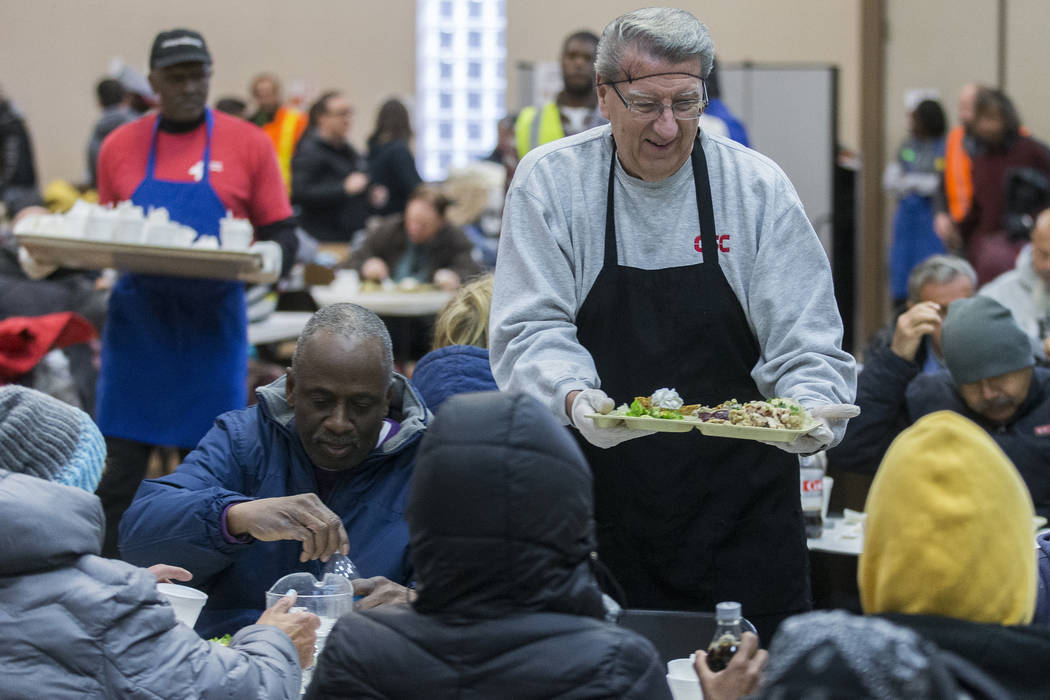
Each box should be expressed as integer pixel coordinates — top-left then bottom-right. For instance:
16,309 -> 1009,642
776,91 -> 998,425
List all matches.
706,601 -> 743,672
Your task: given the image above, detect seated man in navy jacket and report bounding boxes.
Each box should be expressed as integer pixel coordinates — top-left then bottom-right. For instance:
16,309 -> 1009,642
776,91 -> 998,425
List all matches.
120,303 -> 429,638
831,295 -> 1050,518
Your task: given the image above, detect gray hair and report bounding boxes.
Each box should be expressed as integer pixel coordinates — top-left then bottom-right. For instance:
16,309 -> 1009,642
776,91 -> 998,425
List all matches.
594,7 -> 715,82
292,303 -> 394,383
907,255 -> 977,304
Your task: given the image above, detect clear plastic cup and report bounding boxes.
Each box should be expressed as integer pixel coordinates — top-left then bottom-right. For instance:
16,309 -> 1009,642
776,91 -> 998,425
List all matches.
266,572 -> 355,658
267,572 -> 355,692
157,582 -> 208,628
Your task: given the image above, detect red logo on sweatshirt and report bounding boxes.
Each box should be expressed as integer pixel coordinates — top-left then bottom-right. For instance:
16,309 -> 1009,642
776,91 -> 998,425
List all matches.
1034,424 -> 1050,436
694,234 -> 731,254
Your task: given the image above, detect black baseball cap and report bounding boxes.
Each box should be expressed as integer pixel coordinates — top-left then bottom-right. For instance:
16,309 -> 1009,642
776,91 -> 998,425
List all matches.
149,29 -> 212,70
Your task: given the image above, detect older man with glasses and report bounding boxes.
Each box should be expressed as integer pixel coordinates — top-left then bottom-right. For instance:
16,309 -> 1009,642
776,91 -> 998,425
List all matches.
490,7 -> 856,642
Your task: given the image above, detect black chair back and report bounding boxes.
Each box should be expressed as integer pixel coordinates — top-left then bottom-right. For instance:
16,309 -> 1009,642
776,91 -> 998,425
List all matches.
617,609 -> 718,665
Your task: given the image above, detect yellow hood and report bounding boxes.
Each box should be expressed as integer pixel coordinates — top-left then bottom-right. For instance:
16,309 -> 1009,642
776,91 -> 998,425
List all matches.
858,410 -> 1036,624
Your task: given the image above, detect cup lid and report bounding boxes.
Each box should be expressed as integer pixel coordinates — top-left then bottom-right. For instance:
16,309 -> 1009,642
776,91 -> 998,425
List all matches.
267,571 -> 354,598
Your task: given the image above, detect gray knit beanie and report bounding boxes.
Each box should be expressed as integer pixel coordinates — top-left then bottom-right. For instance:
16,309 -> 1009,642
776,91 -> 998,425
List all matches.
0,385 -> 105,492
941,296 -> 1035,385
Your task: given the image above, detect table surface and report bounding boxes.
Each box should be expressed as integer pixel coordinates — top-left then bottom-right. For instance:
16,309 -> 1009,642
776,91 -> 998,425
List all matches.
248,311 -> 314,346
310,285 -> 453,317
248,282 -> 455,346
806,516 -> 864,556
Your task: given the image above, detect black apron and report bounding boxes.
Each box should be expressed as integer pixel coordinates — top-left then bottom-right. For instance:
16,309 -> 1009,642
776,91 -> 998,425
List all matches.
574,135 -> 811,637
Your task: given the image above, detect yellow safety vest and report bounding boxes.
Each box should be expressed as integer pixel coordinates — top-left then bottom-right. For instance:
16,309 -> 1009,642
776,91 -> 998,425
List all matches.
515,101 -> 565,159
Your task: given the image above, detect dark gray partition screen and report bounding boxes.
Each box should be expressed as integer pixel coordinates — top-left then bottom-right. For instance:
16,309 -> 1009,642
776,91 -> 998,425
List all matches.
715,63 -> 838,254
716,63 -> 854,351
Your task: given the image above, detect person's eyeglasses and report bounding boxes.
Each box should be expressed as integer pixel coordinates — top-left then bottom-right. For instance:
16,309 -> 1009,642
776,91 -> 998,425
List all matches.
609,81 -> 707,121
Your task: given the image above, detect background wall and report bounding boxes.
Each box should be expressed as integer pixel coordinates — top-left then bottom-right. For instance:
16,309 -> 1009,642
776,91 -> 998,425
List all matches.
507,0 -> 862,151
885,0 -> 1050,163
0,0 -> 416,184
4,0 -> 1050,337
5,1 -> 1049,183
2,0 -> 865,185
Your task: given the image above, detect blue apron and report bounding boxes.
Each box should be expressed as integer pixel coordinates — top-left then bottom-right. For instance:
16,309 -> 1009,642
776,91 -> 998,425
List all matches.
96,108 -> 248,448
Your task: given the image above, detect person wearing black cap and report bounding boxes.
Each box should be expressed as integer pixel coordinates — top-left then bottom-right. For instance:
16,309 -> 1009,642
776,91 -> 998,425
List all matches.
92,28 -> 299,558
834,294 -> 1050,517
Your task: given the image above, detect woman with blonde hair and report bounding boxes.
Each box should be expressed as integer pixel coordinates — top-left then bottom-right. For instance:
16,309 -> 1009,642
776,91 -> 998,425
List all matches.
411,273 -> 497,411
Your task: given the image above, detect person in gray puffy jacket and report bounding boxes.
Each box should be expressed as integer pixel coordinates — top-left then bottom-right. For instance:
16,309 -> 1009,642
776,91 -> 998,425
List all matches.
0,385 -> 317,699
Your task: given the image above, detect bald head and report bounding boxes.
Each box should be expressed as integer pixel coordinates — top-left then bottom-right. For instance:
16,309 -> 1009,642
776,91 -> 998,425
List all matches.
1030,209 -> 1050,285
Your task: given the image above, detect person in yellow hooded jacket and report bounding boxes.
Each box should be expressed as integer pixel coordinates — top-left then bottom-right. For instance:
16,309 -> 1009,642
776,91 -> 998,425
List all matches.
858,410 -> 1050,699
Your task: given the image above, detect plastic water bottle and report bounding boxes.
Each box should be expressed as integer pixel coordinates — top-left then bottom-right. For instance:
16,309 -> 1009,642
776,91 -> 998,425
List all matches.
706,602 -> 744,672
800,453 -> 825,539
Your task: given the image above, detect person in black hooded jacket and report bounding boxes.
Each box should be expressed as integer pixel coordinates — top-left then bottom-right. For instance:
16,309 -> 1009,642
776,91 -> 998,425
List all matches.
305,391 -> 671,700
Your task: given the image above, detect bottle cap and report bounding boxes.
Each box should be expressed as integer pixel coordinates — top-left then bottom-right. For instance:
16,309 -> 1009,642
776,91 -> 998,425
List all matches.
715,601 -> 741,621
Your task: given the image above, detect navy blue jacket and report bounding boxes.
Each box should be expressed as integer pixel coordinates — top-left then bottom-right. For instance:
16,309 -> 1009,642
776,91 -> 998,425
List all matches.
119,374 -> 428,638
410,344 -> 497,413
831,351 -> 1050,517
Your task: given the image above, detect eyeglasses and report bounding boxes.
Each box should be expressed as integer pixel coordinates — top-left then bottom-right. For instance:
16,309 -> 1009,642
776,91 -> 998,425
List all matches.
608,81 -> 707,121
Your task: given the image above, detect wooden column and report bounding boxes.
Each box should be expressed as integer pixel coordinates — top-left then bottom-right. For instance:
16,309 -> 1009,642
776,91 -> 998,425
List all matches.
858,0 -> 887,351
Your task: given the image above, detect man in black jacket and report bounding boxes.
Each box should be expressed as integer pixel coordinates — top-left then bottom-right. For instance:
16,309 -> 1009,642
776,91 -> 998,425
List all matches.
0,88 -> 42,216
305,391 -> 677,699
291,91 -> 370,242
832,295 -> 1050,518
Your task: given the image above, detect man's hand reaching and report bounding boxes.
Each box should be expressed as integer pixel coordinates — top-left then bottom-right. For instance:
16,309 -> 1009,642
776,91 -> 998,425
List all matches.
351,576 -> 417,610
226,494 -> 349,563
147,564 -> 193,584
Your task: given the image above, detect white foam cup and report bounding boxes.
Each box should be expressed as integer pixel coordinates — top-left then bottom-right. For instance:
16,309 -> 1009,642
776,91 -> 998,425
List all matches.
666,657 -> 703,700
157,582 -> 208,628
220,218 -> 253,250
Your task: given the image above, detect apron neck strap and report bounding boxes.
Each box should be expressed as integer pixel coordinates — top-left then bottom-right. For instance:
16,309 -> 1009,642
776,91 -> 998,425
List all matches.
145,108 -> 215,182
604,137 -> 619,265
605,130 -> 718,267
690,132 -> 719,267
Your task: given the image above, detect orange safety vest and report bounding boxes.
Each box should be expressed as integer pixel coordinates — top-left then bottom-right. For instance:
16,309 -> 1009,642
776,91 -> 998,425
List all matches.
943,125 -> 973,222
261,106 -> 307,191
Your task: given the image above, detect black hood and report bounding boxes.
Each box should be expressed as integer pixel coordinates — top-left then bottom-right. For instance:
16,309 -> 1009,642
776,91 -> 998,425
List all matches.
407,392 -> 605,620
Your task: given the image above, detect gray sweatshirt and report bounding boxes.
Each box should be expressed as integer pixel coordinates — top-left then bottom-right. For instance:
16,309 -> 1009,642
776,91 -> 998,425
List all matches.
490,125 -> 856,442
980,244 -> 1050,355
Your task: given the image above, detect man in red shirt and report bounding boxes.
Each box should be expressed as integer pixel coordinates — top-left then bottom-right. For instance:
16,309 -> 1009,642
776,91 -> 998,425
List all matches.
94,28 -> 299,558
